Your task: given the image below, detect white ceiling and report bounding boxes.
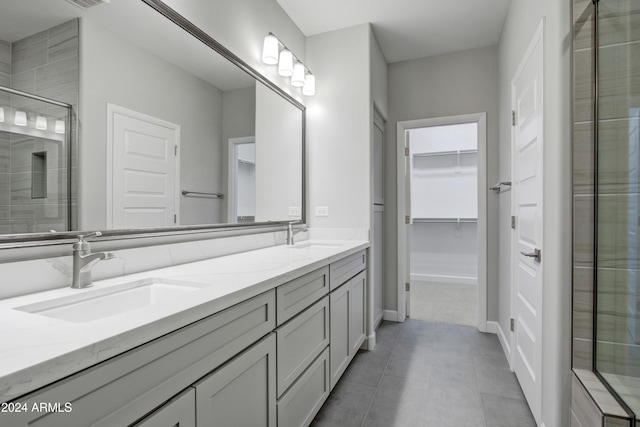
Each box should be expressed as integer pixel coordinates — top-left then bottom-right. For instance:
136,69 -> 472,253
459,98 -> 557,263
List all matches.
275,0 -> 512,63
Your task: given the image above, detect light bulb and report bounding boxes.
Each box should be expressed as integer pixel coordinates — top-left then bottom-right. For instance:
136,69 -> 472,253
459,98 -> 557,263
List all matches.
14,111 -> 27,126
278,49 -> 293,77
54,120 -> 65,134
261,34 -> 279,65
291,62 -> 305,87
36,115 -> 47,130
303,73 -> 316,96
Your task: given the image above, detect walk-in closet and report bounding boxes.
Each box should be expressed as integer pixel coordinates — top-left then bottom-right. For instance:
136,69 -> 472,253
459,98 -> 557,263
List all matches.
408,122 -> 478,325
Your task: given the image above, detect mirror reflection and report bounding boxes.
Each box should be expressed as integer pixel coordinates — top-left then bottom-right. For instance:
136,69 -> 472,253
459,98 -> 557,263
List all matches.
0,0 -> 303,236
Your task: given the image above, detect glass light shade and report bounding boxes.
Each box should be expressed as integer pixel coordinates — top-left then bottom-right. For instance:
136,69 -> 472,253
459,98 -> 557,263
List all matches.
0,107 -> 4,122
291,62 -> 305,87
36,115 -> 47,130
14,110 -> 27,126
262,34 -> 279,65
278,49 -> 294,76
54,120 -> 66,134
303,74 -> 316,96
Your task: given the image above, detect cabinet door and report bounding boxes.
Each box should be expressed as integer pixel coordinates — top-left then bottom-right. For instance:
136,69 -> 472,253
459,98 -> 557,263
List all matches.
277,348 -> 330,427
350,271 -> 367,356
195,334 -> 276,427
329,282 -> 351,390
132,388 -> 195,427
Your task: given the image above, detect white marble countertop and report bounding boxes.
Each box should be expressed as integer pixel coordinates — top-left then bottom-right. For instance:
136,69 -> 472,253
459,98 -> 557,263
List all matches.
0,240 -> 369,402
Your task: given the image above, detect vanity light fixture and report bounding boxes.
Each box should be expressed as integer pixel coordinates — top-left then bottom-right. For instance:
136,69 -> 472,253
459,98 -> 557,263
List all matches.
14,110 -> 27,126
261,33 -> 316,96
302,73 -> 316,96
261,34 -> 279,65
278,49 -> 294,77
291,62 -> 305,87
36,115 -> 47,130
54,120 -> 66,134
0,107 -> 4,123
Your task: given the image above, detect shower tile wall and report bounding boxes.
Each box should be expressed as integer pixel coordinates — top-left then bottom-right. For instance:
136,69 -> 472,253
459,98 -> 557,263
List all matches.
0,19 -> 78,233
593,0 -> 640,379
573,0 -> 596,372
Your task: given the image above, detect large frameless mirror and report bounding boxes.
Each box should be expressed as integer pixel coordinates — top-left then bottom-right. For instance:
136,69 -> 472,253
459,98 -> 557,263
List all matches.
0,0 -> 305,246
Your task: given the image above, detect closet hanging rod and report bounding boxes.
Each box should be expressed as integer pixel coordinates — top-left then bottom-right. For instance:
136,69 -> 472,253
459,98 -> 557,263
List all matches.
413,218 -> 477,223
413,149 -> 477,158
181,190 -> 225,199
490,181 -> 512,193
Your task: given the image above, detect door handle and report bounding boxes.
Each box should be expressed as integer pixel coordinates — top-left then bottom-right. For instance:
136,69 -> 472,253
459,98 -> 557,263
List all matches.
520,248 -> 541,262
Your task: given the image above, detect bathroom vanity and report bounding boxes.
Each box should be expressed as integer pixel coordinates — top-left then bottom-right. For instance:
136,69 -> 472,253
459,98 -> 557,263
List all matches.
0,241 -> 368,427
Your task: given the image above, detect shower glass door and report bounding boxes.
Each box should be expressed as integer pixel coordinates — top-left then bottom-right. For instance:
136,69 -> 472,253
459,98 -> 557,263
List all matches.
594,0 -> 640,419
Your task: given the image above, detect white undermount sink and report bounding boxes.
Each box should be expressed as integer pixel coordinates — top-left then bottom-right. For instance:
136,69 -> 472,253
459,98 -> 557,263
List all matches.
14,278 -> 205,323
292,242 -> 342,249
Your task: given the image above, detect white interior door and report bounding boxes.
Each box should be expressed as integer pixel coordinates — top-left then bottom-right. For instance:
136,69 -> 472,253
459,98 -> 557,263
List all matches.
107,104 -> 180,229
511,23 -> 543,424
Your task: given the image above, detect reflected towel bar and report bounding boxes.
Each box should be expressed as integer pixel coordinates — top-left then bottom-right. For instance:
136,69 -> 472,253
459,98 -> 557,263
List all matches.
490,181 -> 511,193
181,190 -> 225,199
413,218 -> 477,223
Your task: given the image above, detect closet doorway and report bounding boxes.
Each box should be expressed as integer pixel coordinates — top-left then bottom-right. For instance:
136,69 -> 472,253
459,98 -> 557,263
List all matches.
396,113 -> 487,330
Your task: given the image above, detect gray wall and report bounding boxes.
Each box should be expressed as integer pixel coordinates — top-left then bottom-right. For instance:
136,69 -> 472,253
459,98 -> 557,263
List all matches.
385,46 -> 500,316
306,25 -> 372,231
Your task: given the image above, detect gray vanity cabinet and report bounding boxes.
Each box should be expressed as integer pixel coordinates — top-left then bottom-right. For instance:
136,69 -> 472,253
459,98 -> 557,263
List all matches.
329,269 -> 367,390
3,290 -> 275,427
194,334 -> 277,427
3,248 -> 368,427
131,388 -> 196,427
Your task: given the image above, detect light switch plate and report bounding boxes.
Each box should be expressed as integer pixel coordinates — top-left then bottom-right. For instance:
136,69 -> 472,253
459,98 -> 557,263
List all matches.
288,206 -> 301,216
315,206 -> 329,217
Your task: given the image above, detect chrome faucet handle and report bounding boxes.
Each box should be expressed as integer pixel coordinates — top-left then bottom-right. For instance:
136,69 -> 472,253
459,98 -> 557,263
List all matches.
76,231 -> 102,243
73,232 -> 102,253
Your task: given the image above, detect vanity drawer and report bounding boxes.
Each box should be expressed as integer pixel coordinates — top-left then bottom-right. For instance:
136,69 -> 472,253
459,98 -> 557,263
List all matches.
5,290 -> 275,427
132,388 -> 196,427
329,250 -> 366,291
277,347 -> 330,427
276,296 -> 329,397
276,266 -> 329,325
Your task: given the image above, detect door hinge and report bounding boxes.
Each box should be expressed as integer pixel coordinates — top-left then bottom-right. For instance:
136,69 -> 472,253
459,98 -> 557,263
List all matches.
512,110 -> 517,126
404,147 -> 409,156
510,318 -> 515,332
405,215 -> 411,224
406,283 -> 410,291
175,145 -> 178,156
511,215 -> 516,229
174,214 -> 177,224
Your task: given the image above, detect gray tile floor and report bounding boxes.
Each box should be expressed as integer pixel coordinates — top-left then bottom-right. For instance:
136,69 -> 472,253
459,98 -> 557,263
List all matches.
311,320 -> 537,427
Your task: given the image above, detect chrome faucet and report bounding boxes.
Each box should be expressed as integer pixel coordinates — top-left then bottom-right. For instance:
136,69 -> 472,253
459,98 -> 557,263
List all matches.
71,232 -> 117,289
286,222 -> 307,245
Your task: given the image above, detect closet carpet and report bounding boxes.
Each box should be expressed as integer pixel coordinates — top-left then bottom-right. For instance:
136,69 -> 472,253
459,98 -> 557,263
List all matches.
311,320 -> 536,427
409,281 -> 477,326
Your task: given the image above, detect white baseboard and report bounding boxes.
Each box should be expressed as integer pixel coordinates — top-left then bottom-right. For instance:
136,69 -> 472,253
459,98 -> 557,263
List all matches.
486,320 -> 499,334
489,320 -> 511,363
383,310 -> 398,322
366,333 -> 376,350
374,311 -> 384,329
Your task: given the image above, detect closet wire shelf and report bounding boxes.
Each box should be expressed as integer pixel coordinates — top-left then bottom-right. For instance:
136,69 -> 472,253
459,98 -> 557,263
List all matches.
412,148 -> 477,158
412,218 -> 477,223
